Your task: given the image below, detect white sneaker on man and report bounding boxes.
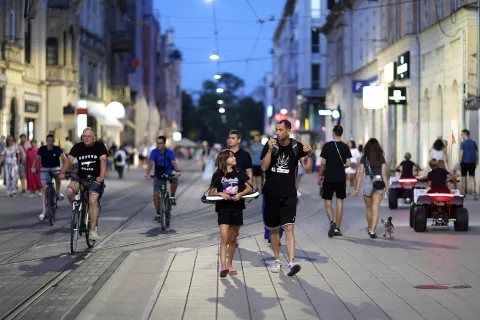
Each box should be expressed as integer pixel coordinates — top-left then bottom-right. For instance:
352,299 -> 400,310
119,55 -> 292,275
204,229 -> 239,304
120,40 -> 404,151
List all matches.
89,228 -> 98,240
39,213 -> 45,221
287,261 -> 301,277
271,260 -> 282,273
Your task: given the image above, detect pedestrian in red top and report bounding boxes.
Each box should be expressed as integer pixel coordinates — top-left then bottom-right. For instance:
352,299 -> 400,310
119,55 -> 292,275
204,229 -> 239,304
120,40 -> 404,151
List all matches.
26,139 -> 42,196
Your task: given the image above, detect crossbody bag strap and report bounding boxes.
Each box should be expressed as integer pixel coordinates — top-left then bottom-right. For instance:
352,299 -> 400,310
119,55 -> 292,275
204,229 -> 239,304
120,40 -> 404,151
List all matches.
365,158 -> 375,181
334,142 -> 344,164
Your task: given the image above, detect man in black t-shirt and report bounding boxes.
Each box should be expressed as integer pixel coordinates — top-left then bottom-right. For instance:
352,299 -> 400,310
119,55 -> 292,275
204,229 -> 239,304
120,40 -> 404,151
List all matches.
32,134 -> 67,221
319,124 -> 352,238
261,120 -> 312,277
59,128 -> 107,240
228,130 -> 253,182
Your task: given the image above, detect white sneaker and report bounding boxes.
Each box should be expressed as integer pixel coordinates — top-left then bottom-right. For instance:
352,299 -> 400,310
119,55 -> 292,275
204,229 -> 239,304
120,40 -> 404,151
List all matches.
57,193 -> 64,201
89,229 -> 98,240
287,261 -> 301,277
297,191 -> 302,197
39,213 -> 45,221
271,260 -> 282,273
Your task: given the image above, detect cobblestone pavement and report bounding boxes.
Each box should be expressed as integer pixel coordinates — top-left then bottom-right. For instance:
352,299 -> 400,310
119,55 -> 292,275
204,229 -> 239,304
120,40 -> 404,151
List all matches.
2,170 -> 480,319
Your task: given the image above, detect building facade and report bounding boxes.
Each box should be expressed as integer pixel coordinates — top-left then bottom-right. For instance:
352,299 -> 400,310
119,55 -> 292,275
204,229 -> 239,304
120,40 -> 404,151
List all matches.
272,0 -> 329,144
323,0 -> 475,168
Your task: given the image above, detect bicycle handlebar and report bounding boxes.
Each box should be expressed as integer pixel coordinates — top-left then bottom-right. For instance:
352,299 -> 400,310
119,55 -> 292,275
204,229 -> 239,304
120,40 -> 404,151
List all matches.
65,171 -> 98,183
150,174 -> 173,181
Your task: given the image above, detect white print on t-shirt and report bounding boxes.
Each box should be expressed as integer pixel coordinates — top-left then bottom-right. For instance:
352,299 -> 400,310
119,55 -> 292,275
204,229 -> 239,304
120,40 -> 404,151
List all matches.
271,153 -> 290,174
78,154 -> 98,172
221,176 -> 239,195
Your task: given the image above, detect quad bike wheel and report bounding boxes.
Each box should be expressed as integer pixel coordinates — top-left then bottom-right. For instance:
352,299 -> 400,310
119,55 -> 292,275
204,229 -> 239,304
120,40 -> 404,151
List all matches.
454,208 -> 469,231
414,207 -> 427,232
388,189 -> 398,209
409,205 -> 415,228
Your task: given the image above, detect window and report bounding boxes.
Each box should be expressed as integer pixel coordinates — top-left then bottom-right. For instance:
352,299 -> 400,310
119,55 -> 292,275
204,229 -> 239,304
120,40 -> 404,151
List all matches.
424,0 -> 430,28
70,26 -> 75,66
25,22 -> 31,64
405,2 -> 412,34
452,0 -> 459,12
311,64 -> 320,89
311,28 -> 320,53
63,32 -> 67,66
9,10 -> 15,42
46,38 -> 59,65
176,85 -> 180,97
437,0 -> 443,20
311,0 -> 321,19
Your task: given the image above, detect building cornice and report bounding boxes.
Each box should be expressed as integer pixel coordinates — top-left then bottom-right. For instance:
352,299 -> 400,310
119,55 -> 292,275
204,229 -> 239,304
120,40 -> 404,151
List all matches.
273,0 -> 296,42
321,1 -> 352,35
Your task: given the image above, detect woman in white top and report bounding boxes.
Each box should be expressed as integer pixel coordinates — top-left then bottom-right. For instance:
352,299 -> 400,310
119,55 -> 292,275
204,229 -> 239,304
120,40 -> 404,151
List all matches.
428,139 -> 448,170
346,140 -> 361,195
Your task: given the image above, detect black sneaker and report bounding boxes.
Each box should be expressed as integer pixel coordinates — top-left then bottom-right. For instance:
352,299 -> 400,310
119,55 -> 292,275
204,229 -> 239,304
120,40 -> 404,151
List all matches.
328,221 -> 336,238
334,228 -> 343,236
170,196 -> 176,205
369,232 -> 377,239
366,227 -> 371,236
287,262 -> 301,277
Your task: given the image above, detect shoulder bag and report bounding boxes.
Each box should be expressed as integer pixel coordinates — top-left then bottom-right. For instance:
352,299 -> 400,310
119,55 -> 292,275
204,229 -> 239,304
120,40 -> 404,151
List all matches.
201,170 -> 259,204
365,158 -> 385,190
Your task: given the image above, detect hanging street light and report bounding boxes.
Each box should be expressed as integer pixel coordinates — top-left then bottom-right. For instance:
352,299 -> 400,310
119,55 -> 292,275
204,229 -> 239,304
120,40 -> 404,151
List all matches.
219,107 -> 226,113
216,88 -> 224,93
214,74 -> 221,79
217,100 -> 224,105
210,52 -> 220,60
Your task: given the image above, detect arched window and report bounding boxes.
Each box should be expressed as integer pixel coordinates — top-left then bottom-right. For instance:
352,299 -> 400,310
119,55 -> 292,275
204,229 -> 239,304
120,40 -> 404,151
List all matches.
46,38 -> 58,65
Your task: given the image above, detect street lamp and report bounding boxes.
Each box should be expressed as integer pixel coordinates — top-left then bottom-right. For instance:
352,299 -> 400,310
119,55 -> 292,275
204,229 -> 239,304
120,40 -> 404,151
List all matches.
216,88 -> 224,93
332,110 -> 340,119
217,100 -> 224,105
210,52 -> 220,60
219,107 -> 226,113
280,108 -> 288,115
214,74 -> 221,80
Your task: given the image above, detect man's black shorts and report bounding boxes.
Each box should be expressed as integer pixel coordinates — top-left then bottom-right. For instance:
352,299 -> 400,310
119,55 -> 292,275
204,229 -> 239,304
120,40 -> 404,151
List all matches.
461,162 -> 476,177
263,196 -> 297,230
322,182 -> 346,200
82,181 -> 105,198
252,165 -> 263,177
217,210 -> 243,226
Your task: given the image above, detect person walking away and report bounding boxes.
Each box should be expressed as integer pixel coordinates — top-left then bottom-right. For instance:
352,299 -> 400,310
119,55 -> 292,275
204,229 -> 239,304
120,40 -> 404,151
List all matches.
26,139 -> 42,197
250,134 -> 264,191
202,144 -> 217,181
0,135 -> 5,184
32,134 -> 66,221
64,137 -> 73,156
395,152 -> 421,179
114,146 -> 128,179
261,120 -> 313,276
459,129 -> 478,199
228,130 -> 253,182
428,139 -> 448,170
354,138 -> 388,239
208,150 -> 252,278
315,140 -> 324,172
0,137 -> 20,197
18,134 -> 31,195
296,159 -> 304,196
345,140 -> 360,195
318,125 -> 352,237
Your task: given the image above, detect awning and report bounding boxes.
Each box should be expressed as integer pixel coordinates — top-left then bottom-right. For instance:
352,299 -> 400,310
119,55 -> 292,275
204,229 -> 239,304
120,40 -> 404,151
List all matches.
78,100 -> 124,130
171,138 -> 199,147
103,115 -> 124,130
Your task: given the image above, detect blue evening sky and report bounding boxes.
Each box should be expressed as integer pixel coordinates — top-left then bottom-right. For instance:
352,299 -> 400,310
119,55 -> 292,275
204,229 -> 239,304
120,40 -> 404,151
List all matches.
154,0 -> 284,94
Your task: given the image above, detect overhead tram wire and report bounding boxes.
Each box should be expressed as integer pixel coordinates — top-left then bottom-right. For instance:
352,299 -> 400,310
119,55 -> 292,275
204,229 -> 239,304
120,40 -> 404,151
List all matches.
211,0 -> 221,75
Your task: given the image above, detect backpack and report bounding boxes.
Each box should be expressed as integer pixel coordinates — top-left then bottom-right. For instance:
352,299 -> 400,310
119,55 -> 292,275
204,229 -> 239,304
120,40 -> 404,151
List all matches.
272,138 -> 298,158
115,152 -> 122,162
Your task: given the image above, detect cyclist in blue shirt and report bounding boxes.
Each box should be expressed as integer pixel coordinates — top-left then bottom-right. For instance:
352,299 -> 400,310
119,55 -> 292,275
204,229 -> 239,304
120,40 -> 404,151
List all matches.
145,136 -> 181,219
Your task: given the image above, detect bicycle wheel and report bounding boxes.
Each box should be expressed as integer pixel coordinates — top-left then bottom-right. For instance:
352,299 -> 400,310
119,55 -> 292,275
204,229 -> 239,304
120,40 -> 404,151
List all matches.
85,206 -> 96,248
165,194 -> 171,228
159,194 -> 166,231
70,208 -> 80,254
46,187 -> 54,226
50,186 -> 56,224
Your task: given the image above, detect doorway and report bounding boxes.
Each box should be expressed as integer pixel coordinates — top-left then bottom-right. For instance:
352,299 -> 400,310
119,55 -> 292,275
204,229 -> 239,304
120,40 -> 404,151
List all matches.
24,118 -> 35,141
9,97 -> 17,138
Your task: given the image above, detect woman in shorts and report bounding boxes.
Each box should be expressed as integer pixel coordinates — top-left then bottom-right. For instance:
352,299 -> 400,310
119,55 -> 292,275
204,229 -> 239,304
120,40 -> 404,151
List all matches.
209,150 -> 252,279
354,138 -> 388,238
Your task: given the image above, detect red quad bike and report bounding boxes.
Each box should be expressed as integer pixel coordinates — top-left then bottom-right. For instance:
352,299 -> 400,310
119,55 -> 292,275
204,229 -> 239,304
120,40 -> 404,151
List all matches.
388,170 -> 427,209
410,188 -> 469,232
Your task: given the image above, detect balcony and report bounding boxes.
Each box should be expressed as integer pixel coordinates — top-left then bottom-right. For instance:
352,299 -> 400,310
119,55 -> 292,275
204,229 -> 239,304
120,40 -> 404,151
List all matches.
106,86 -> 132,105
46,66 -> 79,82
1,42 -> 23,64
111,31 -> 132,53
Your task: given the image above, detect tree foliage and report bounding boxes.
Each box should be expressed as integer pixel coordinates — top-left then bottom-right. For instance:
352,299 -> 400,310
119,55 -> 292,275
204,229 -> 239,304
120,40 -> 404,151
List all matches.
181,72 -> 264,144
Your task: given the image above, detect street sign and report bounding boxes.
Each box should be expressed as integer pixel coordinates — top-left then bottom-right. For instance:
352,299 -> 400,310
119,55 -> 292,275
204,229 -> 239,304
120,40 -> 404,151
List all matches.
387,87 -> 407,105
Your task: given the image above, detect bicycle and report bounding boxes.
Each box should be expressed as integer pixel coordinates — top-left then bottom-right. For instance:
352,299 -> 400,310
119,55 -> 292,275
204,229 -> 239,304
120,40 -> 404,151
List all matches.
66,172 -> 101,254
42,169 -> 61,226
151,174 -> 173,231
